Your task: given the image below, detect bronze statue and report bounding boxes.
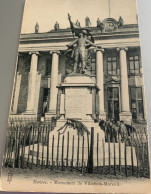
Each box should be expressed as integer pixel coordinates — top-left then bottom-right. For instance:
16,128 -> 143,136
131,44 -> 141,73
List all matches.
67,14 -> 101,74
67,33 -> 99,73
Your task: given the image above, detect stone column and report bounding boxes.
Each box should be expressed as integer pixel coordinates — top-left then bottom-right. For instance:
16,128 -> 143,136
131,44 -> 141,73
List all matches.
47,51 -> 60,116
96,49 -> 106,120
117,47 -> 132,123
24,52 -> 39,114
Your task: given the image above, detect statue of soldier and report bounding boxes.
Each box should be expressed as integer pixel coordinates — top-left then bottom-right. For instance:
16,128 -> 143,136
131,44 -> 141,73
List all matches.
67,32 -> 99,73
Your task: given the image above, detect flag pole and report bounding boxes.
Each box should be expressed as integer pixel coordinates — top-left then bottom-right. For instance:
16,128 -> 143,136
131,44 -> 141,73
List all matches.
108,0 -> 111,18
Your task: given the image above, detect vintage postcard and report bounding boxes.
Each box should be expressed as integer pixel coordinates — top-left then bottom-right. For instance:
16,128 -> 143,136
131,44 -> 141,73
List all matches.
0,0 -> 151,193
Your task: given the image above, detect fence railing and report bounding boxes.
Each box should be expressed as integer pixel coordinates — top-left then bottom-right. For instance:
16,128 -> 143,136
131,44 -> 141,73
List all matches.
3,122 -> 150,178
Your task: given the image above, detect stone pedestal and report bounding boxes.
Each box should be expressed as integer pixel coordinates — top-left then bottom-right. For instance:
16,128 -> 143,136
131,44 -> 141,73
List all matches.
46,73 -> 106,167
51,73 -> 105,137
59,73 -> 99,123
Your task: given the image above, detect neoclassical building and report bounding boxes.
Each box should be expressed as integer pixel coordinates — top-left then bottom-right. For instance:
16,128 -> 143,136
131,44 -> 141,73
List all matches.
9,17 -> 146,124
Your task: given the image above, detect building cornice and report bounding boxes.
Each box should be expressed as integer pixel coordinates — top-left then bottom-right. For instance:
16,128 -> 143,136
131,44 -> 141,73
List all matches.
19,24 -> 139,45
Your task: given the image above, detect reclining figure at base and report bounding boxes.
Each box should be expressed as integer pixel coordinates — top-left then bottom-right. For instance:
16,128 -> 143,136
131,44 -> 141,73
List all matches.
57,118 -> 90,136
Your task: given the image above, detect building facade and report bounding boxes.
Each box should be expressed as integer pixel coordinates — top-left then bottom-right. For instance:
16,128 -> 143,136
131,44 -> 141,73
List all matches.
9,17 -> 146,124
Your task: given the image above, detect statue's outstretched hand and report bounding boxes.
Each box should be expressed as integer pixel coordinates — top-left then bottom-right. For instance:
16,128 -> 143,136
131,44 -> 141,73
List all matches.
66,44 -> 71,48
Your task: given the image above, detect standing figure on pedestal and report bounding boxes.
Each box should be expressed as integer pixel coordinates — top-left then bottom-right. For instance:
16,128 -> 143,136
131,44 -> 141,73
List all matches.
66,13 -> 102,74
66,33 -> 99,74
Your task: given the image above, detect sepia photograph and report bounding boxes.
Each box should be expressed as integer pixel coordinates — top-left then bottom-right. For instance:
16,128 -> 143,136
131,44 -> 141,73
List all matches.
0,0 -> 151,193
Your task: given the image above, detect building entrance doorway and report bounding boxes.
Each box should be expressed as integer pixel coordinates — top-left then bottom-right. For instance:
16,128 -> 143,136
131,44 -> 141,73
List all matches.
107,87 -> 119,121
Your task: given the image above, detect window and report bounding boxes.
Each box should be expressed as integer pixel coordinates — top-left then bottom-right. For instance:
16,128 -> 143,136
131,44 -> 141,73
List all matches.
130,87 -> 144,121
129,55 -> 140,74
107,57 -> 118,75
45,60 -> 51,76
107,87 -> 119,121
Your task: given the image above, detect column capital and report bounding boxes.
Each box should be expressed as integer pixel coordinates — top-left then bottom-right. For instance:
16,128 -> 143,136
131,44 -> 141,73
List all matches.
50,50 -> 60,55
96,48 -> 105,53
29,51 -> 39,55
117,47 -> 128,52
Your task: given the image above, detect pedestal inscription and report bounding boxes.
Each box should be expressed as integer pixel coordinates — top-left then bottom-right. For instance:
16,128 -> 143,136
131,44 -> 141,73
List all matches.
65,94 -> 87,118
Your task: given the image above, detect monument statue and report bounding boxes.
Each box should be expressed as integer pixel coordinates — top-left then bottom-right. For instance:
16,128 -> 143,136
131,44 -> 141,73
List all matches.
96,18 -> 104,33
54,21 -> 59,31
67,33 -> 99,73
66,14 -> 101,74
118,16 -> 124,27
35,22 -> 39,33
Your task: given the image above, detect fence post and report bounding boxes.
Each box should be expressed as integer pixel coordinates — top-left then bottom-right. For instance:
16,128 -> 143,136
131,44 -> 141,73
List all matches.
41,126 -> 44,169
71,135 -> 74,172
88,127 -> 94,173
108,134 -> 111,173
102,139 -> 105,174
124,141 -> 127,177
113,138 -> 116,176
27,129 -> 31,168
31,125 -> 35,170
142,142 -> 145,176
9,134 -> 14,167
119,135 -> 121,174
17,131 -> 21,168
97,133 -> 99,173
46,126 -> 49,168
81,136 -> 84,173
136,144 -> 139,178
77,131 -> 80,170
87,133 -> 90,172
51,135 -> 54,170
146,140 -> 150,179
131,133 -> 134,176
66,131 -> 69,168
62,135 -> 64,171
14,126 -> 19,167
36,126 -> 40,167
56,132 -> 60,169
22,136 -> 25,169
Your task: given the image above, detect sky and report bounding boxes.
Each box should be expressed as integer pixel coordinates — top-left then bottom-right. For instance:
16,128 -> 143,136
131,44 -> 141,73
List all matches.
21,0 -> 138,34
